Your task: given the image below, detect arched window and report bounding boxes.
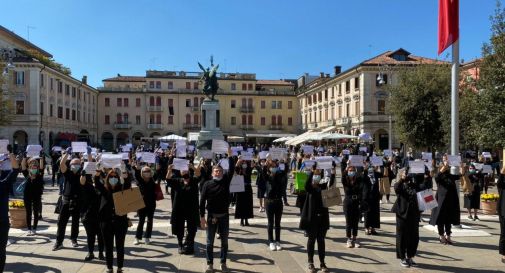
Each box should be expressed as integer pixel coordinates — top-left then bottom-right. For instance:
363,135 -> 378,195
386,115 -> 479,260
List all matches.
185,114 -> 191,124
194,97 -> 199,107
271,115 -> 276,126
156,96 -> 161,106
248,115 -> 253,125
241,98 -> 247,108
123,113 -> 129,123
277,115 -> 282,125
149,96 -> 154,106
194,114 -> 199,125
149,114 -> 154,124
242,115 -> 246,125
156,114 -> 161,124
248,98 -> 253,107
116,113 -> 122,123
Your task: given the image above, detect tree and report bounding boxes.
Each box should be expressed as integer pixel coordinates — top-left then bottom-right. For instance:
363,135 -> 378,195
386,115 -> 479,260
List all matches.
0,63 -> 14,126
471,1 -> 505,148
387,64 -> 451,153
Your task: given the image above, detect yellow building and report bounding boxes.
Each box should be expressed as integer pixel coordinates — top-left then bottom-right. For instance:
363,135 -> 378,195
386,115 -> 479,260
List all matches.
98,71 -> 299,150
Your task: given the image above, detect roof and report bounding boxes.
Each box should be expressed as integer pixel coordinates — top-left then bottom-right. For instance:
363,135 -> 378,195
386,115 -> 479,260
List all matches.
256,80 -> 294,86
103,76 -> 146,82
0,25 -> 52,58
361,48 -> 445,66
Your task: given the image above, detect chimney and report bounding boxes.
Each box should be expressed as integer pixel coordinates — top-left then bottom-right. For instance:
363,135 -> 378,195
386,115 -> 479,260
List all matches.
334,66 -> 341,76
82,75 -> 87,85
320,72 -> 325,78
325,73 -> 330,78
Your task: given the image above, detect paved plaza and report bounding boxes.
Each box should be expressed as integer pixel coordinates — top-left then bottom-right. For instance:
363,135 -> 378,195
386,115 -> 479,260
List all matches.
4,173 -> 505,273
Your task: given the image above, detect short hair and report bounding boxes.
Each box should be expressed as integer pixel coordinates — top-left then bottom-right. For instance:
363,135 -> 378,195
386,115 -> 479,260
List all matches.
213,165 -> 223,171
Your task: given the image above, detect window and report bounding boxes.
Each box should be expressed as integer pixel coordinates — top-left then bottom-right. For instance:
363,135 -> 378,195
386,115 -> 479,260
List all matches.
331,87 -> 334,98
346,104 -> 350,117
117,98 -> 122,107
15,71 -> 24,85
277,115 -> 282,125
66,108 -> 70,120
324,90 -> 328,100
231,83 -> 236,90
345,80 -> 350,93
156,114 -> 161,124
193,82 -> 199,90
248,115 -> 253,125
58,107 -> 63,118
77,110 -> 80,121
231,100 -> 236,108
186,82 -> 191,89
58,81 -> 63,93
231,117 -> 236,125
378,100 -> 386,115
72,110 -> 76,121
324,109 -> 328,121
241,115 -> 246,125
50,78 -> 54,90
248,83 -> 253,90
308,96 -> 312,105
50,104 -> 53,117
242,83 -> 247,90
116,113 -> 122,123
149,81 -> 154,88
167,81 -> 173,89
105,115 -> 110,124
288,101 -> 293,109
124,113 -> 129,123
40,73 -> 44,87
65,85 -> 70,96
355,101 -> 360,116
261,117 -> 266,126
168,99 -> 174,115
168,116 -> 174,125
15,101 -> 24,114
149,96 -> 154,106
83,111 -> 86,123
72,87 -> 76,97
338,106 -> 342,118
354,77 -> 360,90
124,98 -> 129,107
40,102 -> 44,115
156,81 -> 161,89
288,117 -> 293,126
135,115 -> 140,125
261,100 -> 265,109
271,101 -> 276,109
278,101 -> 282,109
318,92 -> 322,102
271,116 -> 276,126
194,114 -> 199,124
156,96 -> 161,106
194,97 -> 199,108
248,98 -> 253,107
272,101 -> 282,109
185,99 -> 191,107
185,114 -> 191,124
136,98 -> 141,107
241,98 -> 247,108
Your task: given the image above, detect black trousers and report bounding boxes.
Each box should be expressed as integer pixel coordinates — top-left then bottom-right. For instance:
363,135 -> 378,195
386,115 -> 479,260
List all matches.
24,196 -> 41,230
396,215 -> 420,259
437,223 -> 452,236
55,202 -> 80,244
499,216 -> 505,255
345,202 -> 360,238
265,199 -> 283,243
83,219 -> 104,254
0,221 -> 8,273
307,228 -> 327,264
101,218 -> 128,270
136,206 -> 155,239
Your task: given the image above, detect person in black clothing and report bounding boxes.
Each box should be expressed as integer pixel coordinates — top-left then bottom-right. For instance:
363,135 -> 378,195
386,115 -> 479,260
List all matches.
79,168 -> 104,261
497,166 -> 505,263
51,151 -> 61,187
279,159 -> 290,206
342,165 -> 366,248
166,163 -> 201,254
0,152 -> 20,273
21,156 -> 45,236
200,149 -> 235,273
263,158 -> 285,251
94,168 -> 131,273
393,167 -> 431,268
133,164 -> 159,245
463,164 -> 483,221
234,157 -> 254,226
364,164 -> 381,235
255,159 -> 267,213
429,155 -> 461,245
54,148 -> 88,250
300,167 -> 331,273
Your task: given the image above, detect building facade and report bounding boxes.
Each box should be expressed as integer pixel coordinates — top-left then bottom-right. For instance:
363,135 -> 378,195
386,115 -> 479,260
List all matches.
0,25 -> 98,152
98,71 -> 299,150
297,49 -> 443,150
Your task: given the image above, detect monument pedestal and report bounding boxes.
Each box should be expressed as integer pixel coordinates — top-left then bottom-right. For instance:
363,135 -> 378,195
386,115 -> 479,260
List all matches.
197,99 -> 223,150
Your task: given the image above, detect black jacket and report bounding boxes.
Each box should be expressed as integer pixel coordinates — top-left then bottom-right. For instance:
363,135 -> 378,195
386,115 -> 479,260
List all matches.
199,158 -> 235,217
134,169 -> 157,209
80,174 -> 100,222
299,173 -> 333,231
167,176 -> 200,233
498,174 -> 505,217
94,175 -> 132,222
22,170 -> 44,200
392,176 -> 430,220
429,170 -> 460,225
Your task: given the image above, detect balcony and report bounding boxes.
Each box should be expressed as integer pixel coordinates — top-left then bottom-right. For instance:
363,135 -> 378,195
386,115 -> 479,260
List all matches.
147,106 -> 163,112
323,120 -> 336,127
147,123 -> 163,129
114,122 -> 132,129
308,123 -> 317,129
239,106 -> 254,113
191,106 -> 200,112
269,125 -> 284,130
240,125 -> 254,130
183,123 -> 200,130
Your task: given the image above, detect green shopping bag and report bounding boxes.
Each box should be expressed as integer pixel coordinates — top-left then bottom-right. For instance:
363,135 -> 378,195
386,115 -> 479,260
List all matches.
294,172 -> 308,192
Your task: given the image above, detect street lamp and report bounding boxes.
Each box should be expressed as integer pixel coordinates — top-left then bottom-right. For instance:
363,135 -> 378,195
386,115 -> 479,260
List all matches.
0,48 -> 16,76
376,64 -> 393,154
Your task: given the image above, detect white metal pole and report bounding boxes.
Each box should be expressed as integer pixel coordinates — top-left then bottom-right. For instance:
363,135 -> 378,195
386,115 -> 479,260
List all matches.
450,39 -> 460,175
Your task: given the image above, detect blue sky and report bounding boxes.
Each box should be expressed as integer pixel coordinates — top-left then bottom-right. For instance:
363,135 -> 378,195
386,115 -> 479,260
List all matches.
1,0 -> 498,87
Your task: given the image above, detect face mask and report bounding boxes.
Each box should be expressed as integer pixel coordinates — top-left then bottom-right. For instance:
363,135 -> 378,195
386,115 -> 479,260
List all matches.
213,176 -> 222,181
368,168 -> 374,174
182,173 -> 190,179
242,164 -> 247,169
142,172 -> 152,179
270,167 -> 278,174
348,171 -> 356,177
71,165 -> 81,172
109,177 -> 119,186
313,175 -> 321,182
469,169 -> 476,174
30,169 -> 39,175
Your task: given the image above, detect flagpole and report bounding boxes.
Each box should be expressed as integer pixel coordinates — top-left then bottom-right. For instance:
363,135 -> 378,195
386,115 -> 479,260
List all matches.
450,39 -> 460,175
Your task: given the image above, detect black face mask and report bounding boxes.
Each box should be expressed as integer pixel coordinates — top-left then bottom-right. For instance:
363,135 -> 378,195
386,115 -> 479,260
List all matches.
182,173 -> 190,179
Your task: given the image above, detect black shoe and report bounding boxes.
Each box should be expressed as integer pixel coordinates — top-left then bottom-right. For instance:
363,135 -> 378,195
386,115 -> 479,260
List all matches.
184,244 -> 195,255
474,215 -> 480,221
308,263 -> 317,273
320,263 -> 329,273
408,258 -> 417,267
98,252 -> 105,260
178,246 -> 184,254
52,243 -> 63,251
84,253 -> 95,261
400,259 -> 410,268
117,268 -> 124,273
371,230 -> 379,235
240,220 -> 244,226
244,220 -> 250,226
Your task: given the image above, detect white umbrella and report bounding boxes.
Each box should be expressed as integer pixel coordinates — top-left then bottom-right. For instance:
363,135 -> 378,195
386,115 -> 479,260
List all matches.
358,133 -> 372,141
158,134 -> 187,141
322,133 -> 359,140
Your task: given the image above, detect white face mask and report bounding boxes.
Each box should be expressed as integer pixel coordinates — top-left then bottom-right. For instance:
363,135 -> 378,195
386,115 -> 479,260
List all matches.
213,176 -> 222,181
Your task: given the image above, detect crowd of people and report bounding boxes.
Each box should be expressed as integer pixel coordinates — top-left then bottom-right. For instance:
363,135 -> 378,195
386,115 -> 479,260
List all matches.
0,141 -> 504,273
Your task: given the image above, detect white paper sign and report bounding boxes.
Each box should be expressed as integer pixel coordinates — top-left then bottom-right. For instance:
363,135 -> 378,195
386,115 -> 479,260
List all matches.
349,155 -> 364,167
140,152 -> 156,164
269,148 -> 285,160
359,146 -> 367,152
447,155 -> 461,167
229,175 -> 245,193
422,152 -> 433,161
303,160 -> 316,169
176,145 -> 187,158
482,165 -> 493,174
121,145 -> 131,152
52,146 -> 62,152
0,140 -> 8,154
100,154 -> 123,168
333,156 -> 342,164
187,145 -> 195,152
409,161 -> 425,174
160,142 -> 169,150
26,145 -> 43,157
219,158 -> 230,170
199,150 -> 214,159
370,156 -> 383,167
121,153 -> 129,160
71,142 -> 88,153
247,148 -> 254,153
259,151 -> 269,160
126,143 -> 133,148
279,164 -> 286,171
315,156 -> 334,170
212,139 -> 229,154
482,152 -> 492,158
383,149 -> 392,157
473,163 -> 483,170
83,162 -> 97,173
342,149 -> 350,155
172,158 -> 189,171
302,145 -> 314,155
240,152 -> 253,161
424,162 -> 433,172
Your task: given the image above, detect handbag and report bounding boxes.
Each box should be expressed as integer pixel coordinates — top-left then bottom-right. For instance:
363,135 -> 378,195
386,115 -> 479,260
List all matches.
321,181 -> 342,208
416,189 -> 438,211
294,172 -> 308,192
155,183 -> 164,201
460,174 -> 474,194
54,195 -> 63,214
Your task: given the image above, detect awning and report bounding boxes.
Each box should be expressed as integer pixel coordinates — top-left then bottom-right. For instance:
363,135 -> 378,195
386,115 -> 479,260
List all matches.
272,136 -> 293,143
320,126 -> 336,133
227,136 -> 245,142
285,131 -> 313,145
322,133 -> 359,140
245,133 -> 296,138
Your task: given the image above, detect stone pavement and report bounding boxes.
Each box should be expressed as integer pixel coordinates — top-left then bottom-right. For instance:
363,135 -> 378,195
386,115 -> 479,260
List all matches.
4,173 -> 505,273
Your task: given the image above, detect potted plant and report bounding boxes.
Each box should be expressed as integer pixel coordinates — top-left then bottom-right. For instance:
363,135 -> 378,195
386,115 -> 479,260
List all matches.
8,199 -> 27,228
480,193 -> 499,215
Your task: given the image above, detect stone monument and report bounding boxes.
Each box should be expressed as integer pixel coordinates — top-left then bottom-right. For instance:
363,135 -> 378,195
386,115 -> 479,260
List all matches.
197,56 -> 224,150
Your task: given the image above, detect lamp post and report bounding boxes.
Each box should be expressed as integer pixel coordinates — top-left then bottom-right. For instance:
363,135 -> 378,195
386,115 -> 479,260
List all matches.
376,64 -> 393,153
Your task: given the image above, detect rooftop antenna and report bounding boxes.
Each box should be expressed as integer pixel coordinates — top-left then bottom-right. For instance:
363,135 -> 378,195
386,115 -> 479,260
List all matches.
27,26 -> 36,41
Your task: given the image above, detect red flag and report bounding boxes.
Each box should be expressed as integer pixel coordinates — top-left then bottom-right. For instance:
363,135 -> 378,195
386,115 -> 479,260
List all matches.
438,0 -> 459,55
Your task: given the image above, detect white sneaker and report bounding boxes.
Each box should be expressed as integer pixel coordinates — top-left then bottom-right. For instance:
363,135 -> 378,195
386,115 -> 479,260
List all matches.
269,242 -> 276,251
32,230 -> 37,236
346,239 -> 353,248
144,238 -> 150,245
275,242 -> 282,251
27,230 -> 33,236
134,239 -> 141,245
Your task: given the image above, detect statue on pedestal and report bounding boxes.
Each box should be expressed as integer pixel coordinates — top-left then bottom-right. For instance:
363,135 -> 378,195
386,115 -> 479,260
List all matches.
198,56 -> 219,101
